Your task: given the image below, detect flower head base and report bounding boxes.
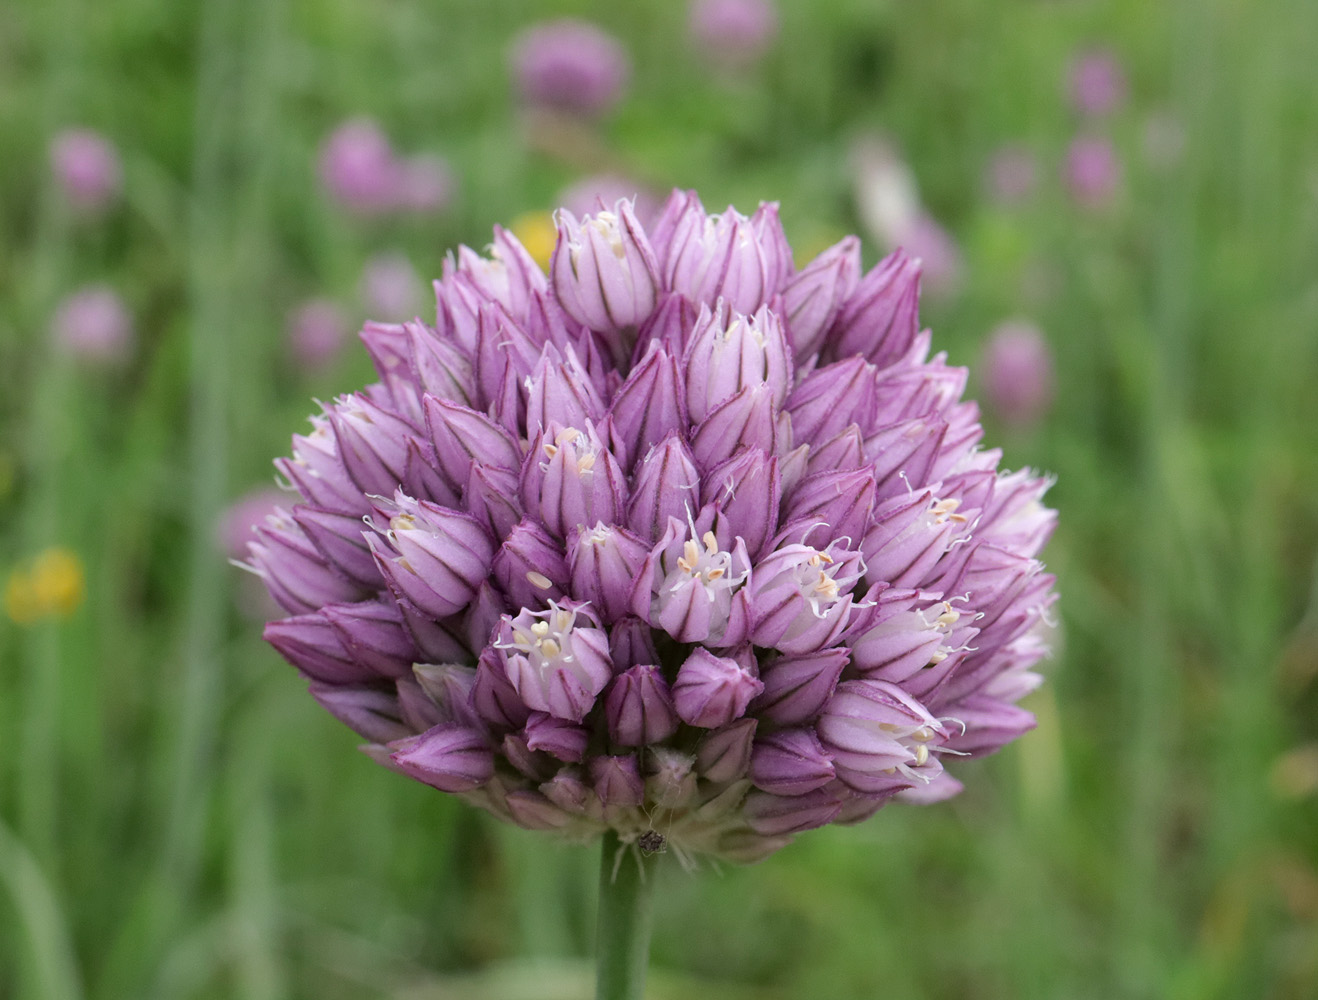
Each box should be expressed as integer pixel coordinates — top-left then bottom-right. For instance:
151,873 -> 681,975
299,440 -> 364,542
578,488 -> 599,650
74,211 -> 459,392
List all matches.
254,190 -> 1058,863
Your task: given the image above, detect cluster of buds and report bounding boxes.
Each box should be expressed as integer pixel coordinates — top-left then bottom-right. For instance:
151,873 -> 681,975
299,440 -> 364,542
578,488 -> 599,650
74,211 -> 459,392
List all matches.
250,190 -> 1057,863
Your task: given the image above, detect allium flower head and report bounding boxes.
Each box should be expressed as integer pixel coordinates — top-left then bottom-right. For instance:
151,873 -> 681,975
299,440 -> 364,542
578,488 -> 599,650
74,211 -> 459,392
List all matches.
510,20 -> 631,118
1068,48 -> 1127,118
688,0 -> 780,67
253,190 -> 1058,863
979,320 -> 1056,429
50,128 -> 122,214
51,285 -> 133,365
1065,135 -> 1122,209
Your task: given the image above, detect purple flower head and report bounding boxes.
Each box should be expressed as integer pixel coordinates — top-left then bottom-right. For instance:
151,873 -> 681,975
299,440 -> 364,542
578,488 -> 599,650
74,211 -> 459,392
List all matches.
1068,48 -> 1127,118
319,118 -> 401,214
1065,135 -> 1122,209
688,0 -> 779,67
510,20 -> 630,118
255,191 -> 1058,862
979,320 -> 1056,428
51,285 -> 133,365
50,128 -> 122,214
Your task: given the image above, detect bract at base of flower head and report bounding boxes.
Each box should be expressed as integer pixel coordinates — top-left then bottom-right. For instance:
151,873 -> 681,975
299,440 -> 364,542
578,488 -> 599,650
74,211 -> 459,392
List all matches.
254,189 -> 1058,864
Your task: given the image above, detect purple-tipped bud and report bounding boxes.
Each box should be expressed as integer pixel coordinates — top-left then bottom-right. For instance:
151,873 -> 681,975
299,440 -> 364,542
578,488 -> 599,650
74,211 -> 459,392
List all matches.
424,396 -> 523,493
293,505 -> 379,589
626,435 -> 701,542
551,200 -> 660,335
371,495 -> 494,619
605,664 -> 679,746
524,346 -> 606,435
683,302 -> 791,423
248,512 -> 364,615
743,787 -> 844,836
589,754 -> 645,807
781,468 -> 876,550
472,647 -> 532,731
390,724 -> 494,792
496,602 -> 613,722
664,198 -> 792,314
749,728 -> 835,796
694,717 -> 758,781
608,346 -> 687,464
264,612 -> 377,685
50,128 -> 122,213
672,646 -> 764,728
491,519 -> 569,610
786,356 -> 879,443
520,423 -> 626,539
309,683 -> 411,744
329,392 -> 417,497
541,767 -> 597,816
523,711 -> 589,762
608,616 -> 660,671
323,598 -> 418,678
827,249 -> 922,369
702,448 -> 781,560
689,383 -> 785,471
752,648 -> 849,725
781,236 -> 861,361
412,663 -> 479,727
568,522 -> 650,623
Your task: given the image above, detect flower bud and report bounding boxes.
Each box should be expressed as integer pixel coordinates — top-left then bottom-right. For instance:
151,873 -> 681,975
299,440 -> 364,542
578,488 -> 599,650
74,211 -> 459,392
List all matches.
568,522 -> 650,623
826,249 -> 921,369
626,434 -> 701,542
551,200 -> 660,334
371,495 -> 494,619
672,647 -> 764,728
309,683 -> 411,744
589,754 -> 644,806
605,664 -> 679,746
752,648 -> 849,725
390,724 -> 494,792
743,787 -> 844,837
523,711 -> 589,762
491,519 -> 569,610
607,345 -> 687,465
749,728 -> 835,796
683,302 -> 791,422
694,718 -> 758,781
781,236 -> 861,362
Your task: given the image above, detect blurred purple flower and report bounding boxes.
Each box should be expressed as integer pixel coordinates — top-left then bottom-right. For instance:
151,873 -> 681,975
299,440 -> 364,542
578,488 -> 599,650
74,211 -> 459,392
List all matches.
319,118 -> 401,214
1068,48 -> 1127,118
50,128 -> 122,214
688,0 -> 779,66
51,285 -> 133,364
396,154 -> 455,213
979,320 -> 1056,428
252,190 -> 1057,863
985,145 -> 1039,206
510,20 -> 630,117
1064,135 -> 1122,209
898,214 -> 962,297
289,299 -> 350,371
361,252 -> 422,320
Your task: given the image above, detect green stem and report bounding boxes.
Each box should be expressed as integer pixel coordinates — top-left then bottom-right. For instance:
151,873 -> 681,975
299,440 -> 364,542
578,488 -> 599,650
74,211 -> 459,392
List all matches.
595,831 -> 659,1000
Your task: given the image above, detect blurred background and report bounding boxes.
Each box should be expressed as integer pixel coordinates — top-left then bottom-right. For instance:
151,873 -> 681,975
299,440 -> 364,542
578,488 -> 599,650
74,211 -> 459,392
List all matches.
2,0 -> 1317,997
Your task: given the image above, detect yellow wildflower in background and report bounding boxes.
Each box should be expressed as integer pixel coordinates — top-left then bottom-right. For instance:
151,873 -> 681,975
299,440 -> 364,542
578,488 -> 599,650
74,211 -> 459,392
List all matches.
4,547 -> 86,624
509,210 -> 557,271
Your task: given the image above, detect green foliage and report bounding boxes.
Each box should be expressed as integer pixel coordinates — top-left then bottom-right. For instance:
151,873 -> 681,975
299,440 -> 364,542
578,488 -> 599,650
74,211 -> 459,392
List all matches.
2,0 -> 1317,997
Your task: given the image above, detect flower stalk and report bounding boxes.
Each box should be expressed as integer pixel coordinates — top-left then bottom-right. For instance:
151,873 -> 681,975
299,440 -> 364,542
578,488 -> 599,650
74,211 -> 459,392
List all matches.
595,830 -> 659,1000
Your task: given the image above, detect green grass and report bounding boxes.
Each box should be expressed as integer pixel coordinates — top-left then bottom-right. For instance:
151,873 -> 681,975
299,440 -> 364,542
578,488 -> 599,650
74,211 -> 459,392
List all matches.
2,0 -> 1317,997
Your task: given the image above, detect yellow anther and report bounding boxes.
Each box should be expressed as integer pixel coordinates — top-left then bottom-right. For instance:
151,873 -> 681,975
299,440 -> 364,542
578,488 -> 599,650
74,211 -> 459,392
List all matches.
577,452 -> 597,473
912,727 -> 934,742
554,427 -> 581,446
701,531 -> 719,554
539,638 -> 561,659
707,567 -> 725,580
913,744 -> 930,767
527,572 -> 554,592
